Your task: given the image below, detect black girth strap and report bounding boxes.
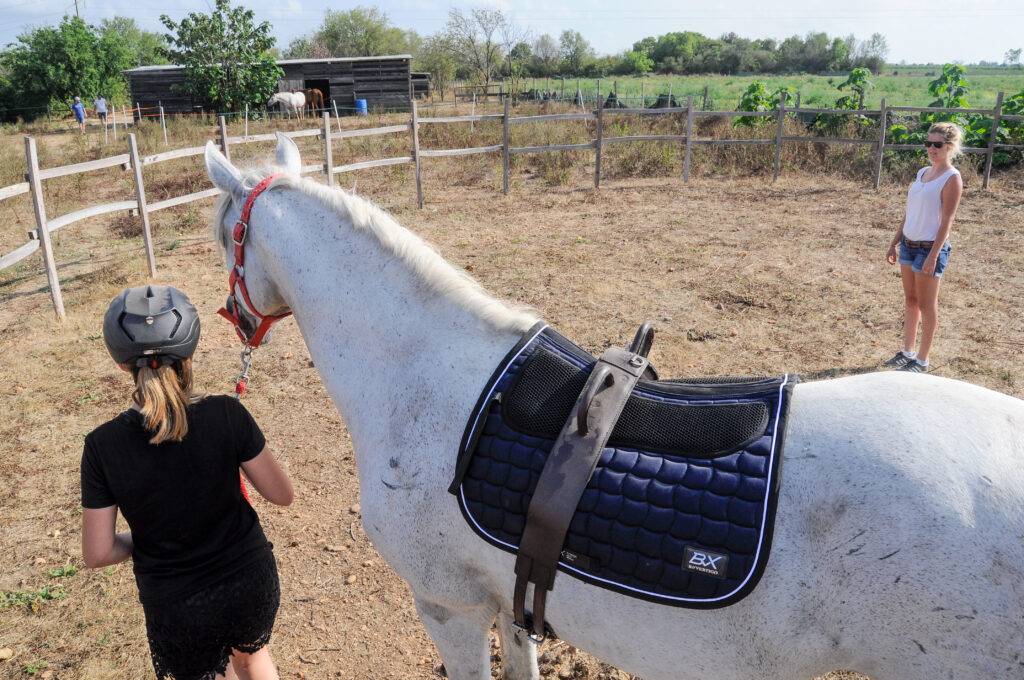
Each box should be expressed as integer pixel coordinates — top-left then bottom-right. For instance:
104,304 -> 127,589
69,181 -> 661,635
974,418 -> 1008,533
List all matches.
512,346 -> 649,639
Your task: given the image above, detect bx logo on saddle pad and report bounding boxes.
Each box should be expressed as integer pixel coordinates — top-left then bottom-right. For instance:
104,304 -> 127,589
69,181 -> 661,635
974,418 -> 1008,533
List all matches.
684,546 -> 729,578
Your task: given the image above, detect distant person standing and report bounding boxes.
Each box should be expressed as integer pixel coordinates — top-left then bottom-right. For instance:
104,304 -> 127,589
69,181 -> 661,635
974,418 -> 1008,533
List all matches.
883,122 -> 964,373
93,95 -> 108,124
72,96 -> 86,132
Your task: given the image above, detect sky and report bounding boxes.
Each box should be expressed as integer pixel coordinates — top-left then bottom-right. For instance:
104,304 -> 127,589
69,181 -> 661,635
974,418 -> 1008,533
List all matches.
1,0 -> 1022,65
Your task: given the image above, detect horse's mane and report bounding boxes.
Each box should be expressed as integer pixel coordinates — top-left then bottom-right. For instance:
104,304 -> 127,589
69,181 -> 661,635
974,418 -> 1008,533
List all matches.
212,168 -> 540,334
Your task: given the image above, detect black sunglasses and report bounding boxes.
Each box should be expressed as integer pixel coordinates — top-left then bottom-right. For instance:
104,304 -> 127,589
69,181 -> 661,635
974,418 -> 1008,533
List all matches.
923,141 -> 946,149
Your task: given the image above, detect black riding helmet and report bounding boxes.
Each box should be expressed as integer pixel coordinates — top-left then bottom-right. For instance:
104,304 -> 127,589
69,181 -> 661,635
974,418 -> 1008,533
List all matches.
103,285 -> 201,367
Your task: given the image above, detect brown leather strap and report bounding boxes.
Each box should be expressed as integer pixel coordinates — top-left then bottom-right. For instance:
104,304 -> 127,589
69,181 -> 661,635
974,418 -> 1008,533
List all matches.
513,347 -> 648,637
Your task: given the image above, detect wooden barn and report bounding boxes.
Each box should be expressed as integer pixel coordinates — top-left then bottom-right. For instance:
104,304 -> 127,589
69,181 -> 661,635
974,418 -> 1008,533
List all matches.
125,55 -> 413,115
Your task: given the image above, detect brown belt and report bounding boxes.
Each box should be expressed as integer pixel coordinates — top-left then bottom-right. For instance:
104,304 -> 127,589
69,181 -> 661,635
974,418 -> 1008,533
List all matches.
902,238 -> 935,249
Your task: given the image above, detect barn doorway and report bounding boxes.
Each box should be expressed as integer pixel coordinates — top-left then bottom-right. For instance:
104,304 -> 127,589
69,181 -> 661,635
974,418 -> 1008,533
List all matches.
304,79 -> 330,114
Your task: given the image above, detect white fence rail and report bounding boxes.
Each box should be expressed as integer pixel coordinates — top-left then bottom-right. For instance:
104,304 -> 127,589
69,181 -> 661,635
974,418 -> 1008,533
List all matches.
3,94 -> 1023,320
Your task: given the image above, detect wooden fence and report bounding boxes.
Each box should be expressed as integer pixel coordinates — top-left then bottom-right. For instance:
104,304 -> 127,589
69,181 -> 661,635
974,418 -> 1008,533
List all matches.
2,93 -> 1022,320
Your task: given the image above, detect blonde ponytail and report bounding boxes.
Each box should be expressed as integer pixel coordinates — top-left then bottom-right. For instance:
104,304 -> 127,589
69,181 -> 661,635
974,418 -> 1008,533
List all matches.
132,359 -> 194,444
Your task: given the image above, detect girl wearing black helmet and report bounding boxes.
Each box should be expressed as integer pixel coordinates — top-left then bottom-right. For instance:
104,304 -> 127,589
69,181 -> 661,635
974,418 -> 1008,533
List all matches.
81,285 -> 293,680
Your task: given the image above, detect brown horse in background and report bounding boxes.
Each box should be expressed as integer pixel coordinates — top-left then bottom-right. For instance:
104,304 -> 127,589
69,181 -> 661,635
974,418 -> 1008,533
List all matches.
304,88 -> 324,114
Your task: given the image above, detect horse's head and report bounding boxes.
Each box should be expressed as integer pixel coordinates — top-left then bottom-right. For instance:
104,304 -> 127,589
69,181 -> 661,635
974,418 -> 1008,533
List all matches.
204,133 -> 302,345
267,93 -> 281,109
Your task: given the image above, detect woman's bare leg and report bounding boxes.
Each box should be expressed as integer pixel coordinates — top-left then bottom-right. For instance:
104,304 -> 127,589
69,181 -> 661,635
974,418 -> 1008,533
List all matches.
216,648 -> 278,680
914,272 -> 942,362
900,264 -> 920,352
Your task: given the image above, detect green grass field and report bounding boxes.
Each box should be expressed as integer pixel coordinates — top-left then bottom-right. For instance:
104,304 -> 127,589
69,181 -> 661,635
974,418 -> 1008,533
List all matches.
521,70 -> 1024,110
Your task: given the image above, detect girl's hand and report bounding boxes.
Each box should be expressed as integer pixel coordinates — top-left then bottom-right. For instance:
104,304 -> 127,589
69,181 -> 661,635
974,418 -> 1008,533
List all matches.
886,243 -> 898,265
922,254 -> 938,275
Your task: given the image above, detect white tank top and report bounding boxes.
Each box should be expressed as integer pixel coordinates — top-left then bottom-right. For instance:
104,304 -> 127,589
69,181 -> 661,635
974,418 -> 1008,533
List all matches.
902,166 -> 959,241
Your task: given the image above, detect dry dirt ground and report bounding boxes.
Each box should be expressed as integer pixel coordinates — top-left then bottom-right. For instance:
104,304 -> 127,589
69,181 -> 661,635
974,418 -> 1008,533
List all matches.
1,152 -> 1022,680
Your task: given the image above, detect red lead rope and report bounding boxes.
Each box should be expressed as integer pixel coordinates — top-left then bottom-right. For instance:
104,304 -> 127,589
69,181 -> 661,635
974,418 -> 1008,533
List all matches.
216,175 -> 290,504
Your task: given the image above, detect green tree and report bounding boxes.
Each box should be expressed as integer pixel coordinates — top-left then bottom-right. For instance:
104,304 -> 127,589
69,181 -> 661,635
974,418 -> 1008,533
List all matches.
0,16 -> 131,120
99,17 -> 168,67
416,35 -> 457,101
559,30 -> 593,75
313,7 -> 419,57
621,50 -> 654,75
160,0 -> 282,112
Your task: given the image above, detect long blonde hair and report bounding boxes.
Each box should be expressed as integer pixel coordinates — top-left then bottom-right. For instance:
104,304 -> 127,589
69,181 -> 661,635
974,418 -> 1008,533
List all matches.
132,359 -> 194,445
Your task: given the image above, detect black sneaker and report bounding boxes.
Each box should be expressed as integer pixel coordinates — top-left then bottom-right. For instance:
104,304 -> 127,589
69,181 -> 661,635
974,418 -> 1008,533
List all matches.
883,351 -> 915,368
898,359 -> 929,373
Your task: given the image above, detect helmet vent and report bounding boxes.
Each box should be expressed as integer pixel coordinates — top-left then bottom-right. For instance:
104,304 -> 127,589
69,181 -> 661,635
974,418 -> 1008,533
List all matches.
169,309 -> 182,337
117,311 -> 136,341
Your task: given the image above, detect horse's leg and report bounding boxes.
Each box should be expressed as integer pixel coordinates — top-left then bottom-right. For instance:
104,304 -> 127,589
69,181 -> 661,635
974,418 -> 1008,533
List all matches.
414,597 -> 493,680
495,612 -> 539,680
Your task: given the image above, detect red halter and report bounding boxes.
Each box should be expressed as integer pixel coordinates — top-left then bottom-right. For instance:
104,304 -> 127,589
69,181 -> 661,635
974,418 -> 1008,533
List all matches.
216,174 -> 292,349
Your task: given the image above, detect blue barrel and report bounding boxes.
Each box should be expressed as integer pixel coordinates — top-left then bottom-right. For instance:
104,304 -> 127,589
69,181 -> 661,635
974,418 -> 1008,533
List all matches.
355,98 -> 368,116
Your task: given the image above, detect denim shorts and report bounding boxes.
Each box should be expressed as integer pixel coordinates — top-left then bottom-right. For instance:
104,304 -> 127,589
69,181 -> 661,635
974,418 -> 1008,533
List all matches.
899,240 -> 951,278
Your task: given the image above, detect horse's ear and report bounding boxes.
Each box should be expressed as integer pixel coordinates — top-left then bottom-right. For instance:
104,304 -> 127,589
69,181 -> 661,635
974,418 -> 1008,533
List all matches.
274,132 -> 302,174
204,141 -> 243,198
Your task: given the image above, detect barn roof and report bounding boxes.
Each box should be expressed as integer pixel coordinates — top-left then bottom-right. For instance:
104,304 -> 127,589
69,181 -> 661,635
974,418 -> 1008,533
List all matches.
124,55 -> 413,74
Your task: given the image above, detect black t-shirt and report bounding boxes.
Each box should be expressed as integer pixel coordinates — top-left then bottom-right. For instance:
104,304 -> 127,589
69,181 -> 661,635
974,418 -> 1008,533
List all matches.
81,395 -> 272,604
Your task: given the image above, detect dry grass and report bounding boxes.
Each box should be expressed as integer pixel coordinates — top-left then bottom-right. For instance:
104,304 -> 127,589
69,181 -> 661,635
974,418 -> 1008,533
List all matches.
1,108 -> 1023,679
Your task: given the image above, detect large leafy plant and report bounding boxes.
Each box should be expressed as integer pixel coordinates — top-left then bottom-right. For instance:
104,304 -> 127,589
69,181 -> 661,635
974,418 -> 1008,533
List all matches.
733,82 -> 793,127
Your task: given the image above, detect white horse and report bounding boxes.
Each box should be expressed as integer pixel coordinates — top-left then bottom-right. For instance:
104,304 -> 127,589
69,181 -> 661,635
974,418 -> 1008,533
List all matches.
204,135 -> 1024,680
267,91 -> 305,118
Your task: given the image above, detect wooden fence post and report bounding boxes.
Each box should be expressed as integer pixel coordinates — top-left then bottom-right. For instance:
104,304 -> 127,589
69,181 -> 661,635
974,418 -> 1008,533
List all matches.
983,91 -> 1004,190
411,100 -> 423,208
244,104 -> 249,139
218,116 -> 231,162
24,136 -> 65,320
160,105 -> 168,146
702,85 -> 709,110
795,92 -> 801,110
502,97 -> 511,195
773,91 -> 787,182
332,100 -> 342,133
594,104 -> 604,189
683,95 -> 695,182
872,98 -> 887,190
112,106 -> 118,141
127,133 -> 157,277
322,112 -> 334,186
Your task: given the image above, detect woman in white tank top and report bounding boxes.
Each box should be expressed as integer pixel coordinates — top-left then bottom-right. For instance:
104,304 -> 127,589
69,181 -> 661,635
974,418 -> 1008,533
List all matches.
883,122 -> 964,372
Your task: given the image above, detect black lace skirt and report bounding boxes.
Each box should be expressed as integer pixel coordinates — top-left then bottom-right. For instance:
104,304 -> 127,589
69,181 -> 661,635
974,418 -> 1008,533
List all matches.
142,549 -> 281,680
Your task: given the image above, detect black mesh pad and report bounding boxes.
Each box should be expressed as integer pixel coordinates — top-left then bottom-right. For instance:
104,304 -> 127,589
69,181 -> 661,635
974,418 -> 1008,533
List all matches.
504,349 -> 769,458
451,324 -> 796,610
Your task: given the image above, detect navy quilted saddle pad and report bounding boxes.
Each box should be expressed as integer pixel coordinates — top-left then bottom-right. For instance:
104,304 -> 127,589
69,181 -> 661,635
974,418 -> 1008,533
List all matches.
449,324 -> 796,608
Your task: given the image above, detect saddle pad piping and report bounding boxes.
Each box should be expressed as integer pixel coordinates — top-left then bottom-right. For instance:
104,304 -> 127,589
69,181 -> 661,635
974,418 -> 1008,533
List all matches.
457,373 -> 792,607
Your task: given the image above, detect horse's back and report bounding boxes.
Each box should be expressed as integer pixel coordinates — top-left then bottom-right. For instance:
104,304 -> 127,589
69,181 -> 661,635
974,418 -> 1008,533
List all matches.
773,372 -> 1024,678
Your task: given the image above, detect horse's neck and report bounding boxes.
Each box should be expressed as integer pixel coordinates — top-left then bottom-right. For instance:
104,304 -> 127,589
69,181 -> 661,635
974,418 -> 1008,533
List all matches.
260,190 -> 524,464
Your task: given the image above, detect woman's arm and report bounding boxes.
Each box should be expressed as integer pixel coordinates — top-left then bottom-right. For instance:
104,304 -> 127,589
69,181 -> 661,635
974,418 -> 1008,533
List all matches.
886,214 -> 906,264
241,446 -> 294,506
82,505 -> 133,568
922,174 -> 963,274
